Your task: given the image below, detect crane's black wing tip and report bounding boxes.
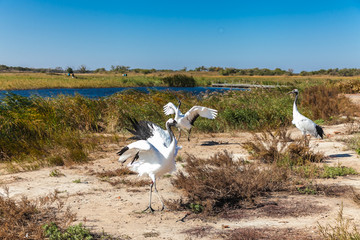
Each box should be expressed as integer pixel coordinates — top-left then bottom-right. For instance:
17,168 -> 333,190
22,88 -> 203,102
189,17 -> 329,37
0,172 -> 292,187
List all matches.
117,146 -> 129,156
190,113 -> 200,126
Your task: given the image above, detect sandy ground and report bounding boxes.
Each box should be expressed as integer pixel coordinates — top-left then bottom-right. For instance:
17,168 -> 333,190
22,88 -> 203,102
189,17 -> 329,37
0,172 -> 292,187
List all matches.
2,96 -> 360,239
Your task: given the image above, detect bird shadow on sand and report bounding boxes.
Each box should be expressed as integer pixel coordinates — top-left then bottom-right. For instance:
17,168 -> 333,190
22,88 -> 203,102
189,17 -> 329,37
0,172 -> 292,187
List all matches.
200,141 -> 241,146
322,153 -> 353,163
328,153 -> 352,158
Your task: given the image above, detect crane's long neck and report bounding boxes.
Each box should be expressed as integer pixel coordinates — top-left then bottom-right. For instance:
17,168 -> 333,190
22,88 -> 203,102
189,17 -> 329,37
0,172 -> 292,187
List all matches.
164,122 -> 176,158
293,92 -> 301,118
175,100 -> 182,119
166,122 -> 176,145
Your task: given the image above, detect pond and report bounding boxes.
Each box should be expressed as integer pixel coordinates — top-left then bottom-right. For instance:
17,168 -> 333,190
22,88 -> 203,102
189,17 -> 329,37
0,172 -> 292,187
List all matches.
0,86 -> 246,99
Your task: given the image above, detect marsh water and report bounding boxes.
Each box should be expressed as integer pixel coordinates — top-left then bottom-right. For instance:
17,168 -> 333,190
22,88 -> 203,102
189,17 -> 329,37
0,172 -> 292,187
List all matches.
0,86 -> 245,99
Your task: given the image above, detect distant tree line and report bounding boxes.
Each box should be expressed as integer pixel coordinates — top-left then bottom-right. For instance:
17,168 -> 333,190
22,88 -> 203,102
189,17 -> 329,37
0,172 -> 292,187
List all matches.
1,64 -> 360,76
0,64 -> 65,73
299,68 -> 360,77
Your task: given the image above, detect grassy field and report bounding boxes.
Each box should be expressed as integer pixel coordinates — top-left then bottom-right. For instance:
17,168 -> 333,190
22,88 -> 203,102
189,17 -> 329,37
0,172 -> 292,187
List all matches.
0,72 -> 359,90
0,73 -> 164,90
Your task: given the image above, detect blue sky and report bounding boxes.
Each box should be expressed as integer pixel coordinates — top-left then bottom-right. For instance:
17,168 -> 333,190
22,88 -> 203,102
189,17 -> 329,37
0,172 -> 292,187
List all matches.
0,0 -> 359,72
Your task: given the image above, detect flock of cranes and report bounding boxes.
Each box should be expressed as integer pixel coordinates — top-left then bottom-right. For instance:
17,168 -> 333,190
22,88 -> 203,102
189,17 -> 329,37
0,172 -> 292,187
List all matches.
117,89 -> 324,212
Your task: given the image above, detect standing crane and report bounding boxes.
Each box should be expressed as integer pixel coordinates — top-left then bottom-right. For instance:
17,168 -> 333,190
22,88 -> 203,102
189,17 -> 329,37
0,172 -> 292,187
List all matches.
163,100 -> 218,141
117,118 -> 180,212
289,89 -> 324,143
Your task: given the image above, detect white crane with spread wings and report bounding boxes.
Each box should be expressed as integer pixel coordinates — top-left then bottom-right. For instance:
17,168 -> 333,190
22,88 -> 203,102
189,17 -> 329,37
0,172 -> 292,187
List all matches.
163,100 -> 217,141
117,118 -> 181,212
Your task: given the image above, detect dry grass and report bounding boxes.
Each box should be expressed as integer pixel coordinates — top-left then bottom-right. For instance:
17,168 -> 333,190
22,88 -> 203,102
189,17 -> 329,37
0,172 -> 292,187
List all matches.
95,168 -> 135,178
243,128 -> 325,166
242,128 -> 292,163
220,197 -> 327,220
181,226 -> 214,238
171,151 -> 290,215
108,179 -> 151,187
93,167 -> 150,187
352,187 -> 360,206
301,85 -> 356,122
0,191 -> 75,240
221,227 -> 318,240
318,203 -> 360,240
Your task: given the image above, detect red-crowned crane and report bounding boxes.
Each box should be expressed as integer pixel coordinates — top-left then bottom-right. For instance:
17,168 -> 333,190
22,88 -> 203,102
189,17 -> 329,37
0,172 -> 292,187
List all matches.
163,100 -> 217,141
117,118 -> 181,212
289,89 -> 324,143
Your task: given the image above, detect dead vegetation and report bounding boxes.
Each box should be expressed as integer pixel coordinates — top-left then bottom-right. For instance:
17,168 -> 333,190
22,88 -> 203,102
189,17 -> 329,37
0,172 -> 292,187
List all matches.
318,203 -> 360,240
0,190 -> 75,240
243,128 -> 325,166
92,167 -> 150,187
220,227 -> 318,240
301,85 -> 356,122
171,151 -> 290,215
219,197 -> 327,220
170,127 -> 356,220
94,167 -> 135,178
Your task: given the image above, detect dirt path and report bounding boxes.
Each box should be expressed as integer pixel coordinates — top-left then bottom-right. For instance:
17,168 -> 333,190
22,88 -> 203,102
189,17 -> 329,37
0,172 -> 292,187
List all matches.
1,121 -> 360,239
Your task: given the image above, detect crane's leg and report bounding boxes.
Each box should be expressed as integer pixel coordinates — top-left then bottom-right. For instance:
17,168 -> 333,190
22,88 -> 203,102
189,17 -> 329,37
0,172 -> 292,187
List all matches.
187,129 -> 192,141
303,134 -> 309,147
153,181 -> 166,211
143,182 -> 155,213
178,129 -> 181,141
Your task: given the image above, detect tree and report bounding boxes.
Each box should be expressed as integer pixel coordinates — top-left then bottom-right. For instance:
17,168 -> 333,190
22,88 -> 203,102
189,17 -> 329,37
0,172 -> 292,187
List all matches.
94,68 -> 106,73
54,67 -> 63,73
194,66 -> 207,72
110,65 -> 130,73
66,67 -> 74,74
78,65 -> 87,73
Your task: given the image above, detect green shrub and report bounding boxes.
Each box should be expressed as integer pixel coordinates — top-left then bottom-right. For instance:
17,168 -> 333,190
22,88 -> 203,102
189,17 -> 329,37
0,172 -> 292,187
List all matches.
43,223 -> 93,240
162,74 -> 196,87
320,165 -> 358,179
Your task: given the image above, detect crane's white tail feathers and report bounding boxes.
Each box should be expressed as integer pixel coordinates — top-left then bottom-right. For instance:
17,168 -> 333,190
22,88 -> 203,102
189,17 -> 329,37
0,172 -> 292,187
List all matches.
315,125 -> 324,139
163,102 -> 178,115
